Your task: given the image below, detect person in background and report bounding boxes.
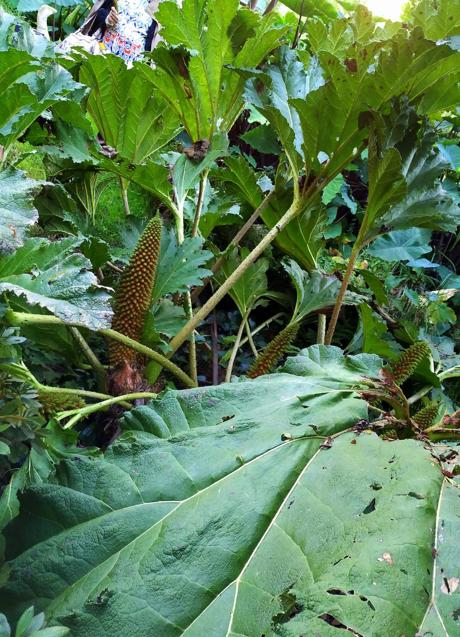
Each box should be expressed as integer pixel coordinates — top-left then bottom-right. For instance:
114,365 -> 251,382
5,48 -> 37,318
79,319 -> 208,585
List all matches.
85,0 -> 162,65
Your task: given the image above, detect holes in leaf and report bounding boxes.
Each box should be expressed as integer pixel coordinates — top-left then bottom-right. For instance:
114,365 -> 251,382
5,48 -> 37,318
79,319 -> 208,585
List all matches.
441,577 -> 460,595
272,590 -> 304,625
327,590 -> 375,613
319,614 -> 364,636
362,498 -> 376,514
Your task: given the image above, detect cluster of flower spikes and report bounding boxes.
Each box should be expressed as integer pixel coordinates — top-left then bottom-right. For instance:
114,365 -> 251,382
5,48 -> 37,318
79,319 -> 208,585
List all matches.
109,216 -> 162,368
248,323 -> 299,379
412,401 -> 439,429
38,391 -> 85,417
390,341 -> 431,386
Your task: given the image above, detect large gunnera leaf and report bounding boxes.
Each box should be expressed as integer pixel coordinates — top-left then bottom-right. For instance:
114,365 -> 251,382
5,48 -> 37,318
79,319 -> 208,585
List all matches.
0,238 -> 112,329
80,55 -> 181,163
1,347 -> 459,637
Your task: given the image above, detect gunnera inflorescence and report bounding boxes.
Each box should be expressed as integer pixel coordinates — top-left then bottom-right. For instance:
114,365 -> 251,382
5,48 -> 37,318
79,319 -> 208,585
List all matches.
248,323 -> 299,379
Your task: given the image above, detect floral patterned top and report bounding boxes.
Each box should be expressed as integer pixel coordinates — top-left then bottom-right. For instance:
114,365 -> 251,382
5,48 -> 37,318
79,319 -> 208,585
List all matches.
101,0 -> 152,65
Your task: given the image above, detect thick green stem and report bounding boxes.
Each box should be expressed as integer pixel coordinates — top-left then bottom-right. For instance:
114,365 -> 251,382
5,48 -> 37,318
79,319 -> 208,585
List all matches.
407,385 -> 432,406
119,176 -> 131,216
37,385 -> 112,401
6,311 -> 196,388
225,315 -> 247,382
325,248 -> 359,345
38,384 -> 132,410
317,313 -> 326,345
59,392 -> 158,429
169,197 -> 303,355
183,290 -> 198,385
438,366 -> 460,382
176,207 -> 198,384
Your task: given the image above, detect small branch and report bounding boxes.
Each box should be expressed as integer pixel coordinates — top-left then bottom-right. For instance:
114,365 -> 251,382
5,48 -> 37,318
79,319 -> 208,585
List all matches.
325,249 -> 359,345
38,384 -> 133,410
239,312 -> 285,349
427,429 -> 460,441
106,261 -> 124,274
70,326 -> 107,390
37,384 -> 115,402
225,315 -> 247,382
191,170 -> 209,238
6,311 -> 196,388
245,318 -> 258,357
317,313 -> 326,345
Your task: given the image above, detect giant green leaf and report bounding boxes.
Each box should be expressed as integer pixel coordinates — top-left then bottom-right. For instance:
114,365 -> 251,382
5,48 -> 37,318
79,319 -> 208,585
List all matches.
1,346 -> 459,636
213,155 -> 263,210
0,53 -> 84,152
141,0 -> 287,140
282,260 -> 341,323
215,247 -> 269,316
412,0 -> 460,41
0,168 -> 42,255
276,13 -> 460,179
244,46 -> 324,176
380,129 -> 460,234
0,238 -> 112,330
368,228 -> 432,262
280,0 -> 356,18
152,228 -> 212,302
80,55 -> 181,164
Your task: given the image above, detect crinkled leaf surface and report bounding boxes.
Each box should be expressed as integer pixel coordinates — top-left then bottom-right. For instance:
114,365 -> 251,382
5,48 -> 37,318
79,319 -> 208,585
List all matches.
143,0 -> 287,140
282,260 -> 341,322
381,130 -> 460,235
80,55 -> 181,164
0,238 -> 112,329
244,46 -> 324,175
412,0 -> 460,41
368,228 -> 432,262
213,155 -> 264,210
215,247 -> 269,316
0,50 -> 84,151
0,168 -> 42,255
1,347 -> 458,636
152,228 -> 212,302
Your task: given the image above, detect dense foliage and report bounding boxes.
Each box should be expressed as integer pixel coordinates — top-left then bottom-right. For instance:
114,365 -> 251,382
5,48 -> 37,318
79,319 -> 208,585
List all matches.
0,0 -> 459,635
